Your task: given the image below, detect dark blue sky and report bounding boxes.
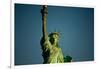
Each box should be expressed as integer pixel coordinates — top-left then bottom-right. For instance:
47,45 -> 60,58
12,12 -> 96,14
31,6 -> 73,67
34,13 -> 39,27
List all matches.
15,4 -> 94,65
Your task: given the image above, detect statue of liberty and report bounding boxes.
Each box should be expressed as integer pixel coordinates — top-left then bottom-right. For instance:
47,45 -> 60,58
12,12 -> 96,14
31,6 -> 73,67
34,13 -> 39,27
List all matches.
40,5 -> 64,64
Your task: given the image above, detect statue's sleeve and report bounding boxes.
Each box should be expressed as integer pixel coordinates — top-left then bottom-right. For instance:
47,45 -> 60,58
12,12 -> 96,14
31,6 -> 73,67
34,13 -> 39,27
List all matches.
41,5 -> 48,40
57,48 -> 64,63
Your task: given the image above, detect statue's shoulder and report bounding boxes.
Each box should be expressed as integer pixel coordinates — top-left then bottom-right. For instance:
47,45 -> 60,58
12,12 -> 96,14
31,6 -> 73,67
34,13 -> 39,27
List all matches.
57,47 -> 61,49
58,47 -> 62,52
40,36 -> 51,47
40,36 -> 48,43
53,47 -> 61,51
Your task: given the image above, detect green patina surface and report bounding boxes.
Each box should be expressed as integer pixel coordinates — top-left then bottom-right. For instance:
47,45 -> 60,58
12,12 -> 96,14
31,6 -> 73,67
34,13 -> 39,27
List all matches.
40,5 -> 72,64
41,36 -> 64,63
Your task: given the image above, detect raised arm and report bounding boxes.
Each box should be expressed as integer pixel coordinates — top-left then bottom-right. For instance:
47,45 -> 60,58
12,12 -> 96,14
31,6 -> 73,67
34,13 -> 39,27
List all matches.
41,5 -> 48,40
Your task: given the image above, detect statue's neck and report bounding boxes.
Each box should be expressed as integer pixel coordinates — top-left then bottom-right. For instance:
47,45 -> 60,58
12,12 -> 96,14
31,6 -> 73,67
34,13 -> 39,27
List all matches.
52,41 -> 58,47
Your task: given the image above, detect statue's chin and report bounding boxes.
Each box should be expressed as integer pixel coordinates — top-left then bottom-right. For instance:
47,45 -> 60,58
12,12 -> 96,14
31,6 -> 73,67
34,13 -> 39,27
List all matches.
51,38 -> 58,44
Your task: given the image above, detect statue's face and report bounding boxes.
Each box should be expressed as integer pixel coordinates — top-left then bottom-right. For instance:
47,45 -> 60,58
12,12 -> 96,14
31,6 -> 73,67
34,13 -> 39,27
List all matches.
52,34 -> 59,39
52,34 -> 59,43
49,33 -> 59,45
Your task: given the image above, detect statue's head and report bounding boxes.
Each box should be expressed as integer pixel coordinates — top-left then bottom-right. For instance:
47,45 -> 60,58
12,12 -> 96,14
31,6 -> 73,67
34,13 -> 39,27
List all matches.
49,32 -> 59,45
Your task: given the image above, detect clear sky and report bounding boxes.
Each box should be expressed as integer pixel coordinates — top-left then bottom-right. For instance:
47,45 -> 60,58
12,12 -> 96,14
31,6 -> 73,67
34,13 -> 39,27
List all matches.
15,4 -> 94,65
